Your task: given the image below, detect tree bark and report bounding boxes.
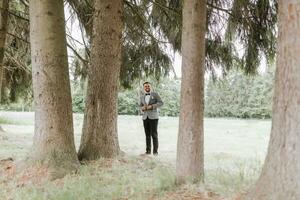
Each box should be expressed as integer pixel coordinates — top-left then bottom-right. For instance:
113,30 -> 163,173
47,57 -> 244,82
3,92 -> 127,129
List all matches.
176,0 -> 206,183
0,0 -> 8,102
77,0 -> 123,160
28,0 -> 79,177
244,1 -> 300,199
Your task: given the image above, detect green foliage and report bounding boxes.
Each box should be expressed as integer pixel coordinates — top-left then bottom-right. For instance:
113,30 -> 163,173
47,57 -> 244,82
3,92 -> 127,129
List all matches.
72,94 -> 85,113
0,102 -> 33,112
149,0 -> 277,77
118,90 -> 139,115
118,78 -> 180,117
205,68 -> 275,118
72,70 -> 274,119
71,82 -> 86,113
226,0 -> 277,74
2,0 -> 278,106
2,0 -> 31,103
68,0 -> 277,89
121,1 -> 173,88
150,0 -> 182,52
71,78 -> 180,116
67,0 -> 172,89
154,78 -> 180,117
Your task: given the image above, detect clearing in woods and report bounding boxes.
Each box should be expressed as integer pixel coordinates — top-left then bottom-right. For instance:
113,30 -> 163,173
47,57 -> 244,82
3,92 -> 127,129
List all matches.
0,112 -> 270,199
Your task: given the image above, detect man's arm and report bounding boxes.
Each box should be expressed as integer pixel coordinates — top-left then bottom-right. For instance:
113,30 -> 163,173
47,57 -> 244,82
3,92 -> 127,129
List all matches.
150,92 -> 163,109
139,96 -> 147,111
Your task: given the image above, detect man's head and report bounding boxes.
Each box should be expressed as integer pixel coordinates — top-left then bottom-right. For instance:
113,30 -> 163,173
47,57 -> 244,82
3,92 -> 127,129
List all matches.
143,82 -> 151,93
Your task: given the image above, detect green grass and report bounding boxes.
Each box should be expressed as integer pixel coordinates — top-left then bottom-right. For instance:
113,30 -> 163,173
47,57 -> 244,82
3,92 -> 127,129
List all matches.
0,112 -> 272,199
1,157 -> 176,200
0,116 -> 33,125
205,157 -> 262,196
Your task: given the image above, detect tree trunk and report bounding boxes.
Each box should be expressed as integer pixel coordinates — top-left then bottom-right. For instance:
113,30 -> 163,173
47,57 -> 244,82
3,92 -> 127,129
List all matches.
77,0 -> 123,160
244,1 -> 300,199
28,0 -> 79,177
176,0 -> 206,183
0,0 -> 8,101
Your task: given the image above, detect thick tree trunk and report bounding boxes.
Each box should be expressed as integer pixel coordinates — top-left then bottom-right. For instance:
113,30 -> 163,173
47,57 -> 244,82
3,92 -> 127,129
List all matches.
176,0 -> 206,183
28,0 -> 79,177
0,0 -> 8,101
244,1 -> 300,199
77,0 -> 123,160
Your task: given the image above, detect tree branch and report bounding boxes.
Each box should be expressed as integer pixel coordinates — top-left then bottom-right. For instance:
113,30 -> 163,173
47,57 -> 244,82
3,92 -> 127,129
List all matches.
66,43 -> 88,64
207,2 -> 233,17
79,23 -> 90,57
7,10 -> 29,22
147,0 -> 180,15
6,32 -> 29,44
66,33 -> 85,46
124,1 -> 170,44
20,0 -> 29,7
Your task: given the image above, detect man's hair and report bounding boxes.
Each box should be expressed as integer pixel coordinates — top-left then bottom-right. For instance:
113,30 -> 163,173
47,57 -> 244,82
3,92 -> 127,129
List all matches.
143,81 -> 150,86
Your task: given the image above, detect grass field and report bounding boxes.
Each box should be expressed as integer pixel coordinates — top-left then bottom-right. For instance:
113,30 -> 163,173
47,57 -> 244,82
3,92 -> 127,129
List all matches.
0,112 -> 271,199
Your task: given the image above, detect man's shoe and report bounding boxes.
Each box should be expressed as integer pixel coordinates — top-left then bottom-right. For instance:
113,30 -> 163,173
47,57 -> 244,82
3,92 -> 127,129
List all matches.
153,152 -> 158,156
140,152 -> 151,156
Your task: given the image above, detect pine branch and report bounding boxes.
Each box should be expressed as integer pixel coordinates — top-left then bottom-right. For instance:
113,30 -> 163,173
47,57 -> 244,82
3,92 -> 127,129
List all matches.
147,0 -> 180,15
79,23 -> 90,57
20,0 -> 29,7
66,43 -> 88,64
207,2 -> 233,17
7,9 -> 29,22
66,33 -> 85,46
4,50 -> 30,73
6,32 -> 29,44
124,0 -> 170,44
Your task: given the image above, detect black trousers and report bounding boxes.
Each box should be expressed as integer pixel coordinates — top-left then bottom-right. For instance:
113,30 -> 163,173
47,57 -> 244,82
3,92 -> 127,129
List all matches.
143,117 -> 159,154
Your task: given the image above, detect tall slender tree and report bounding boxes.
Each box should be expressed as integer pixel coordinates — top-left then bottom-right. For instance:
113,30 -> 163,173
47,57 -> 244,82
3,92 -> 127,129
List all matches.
176,0 -> 207,183
77,0 -> 123,160
28,0 -> 79,177
0,0 -> 8,102
0,0 -> 8,132
244,0 -> 300,199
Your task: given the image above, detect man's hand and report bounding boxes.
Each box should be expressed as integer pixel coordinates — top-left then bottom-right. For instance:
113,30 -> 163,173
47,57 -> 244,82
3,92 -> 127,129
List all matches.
146,105 -> 153,110
142,106 -> 147,111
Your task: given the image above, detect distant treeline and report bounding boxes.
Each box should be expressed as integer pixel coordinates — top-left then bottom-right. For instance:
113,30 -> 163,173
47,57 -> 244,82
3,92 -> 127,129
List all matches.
2,69 -> 274,119
72,78 -> 181,117
205,69 -> 274,119
72,69 -> 274,119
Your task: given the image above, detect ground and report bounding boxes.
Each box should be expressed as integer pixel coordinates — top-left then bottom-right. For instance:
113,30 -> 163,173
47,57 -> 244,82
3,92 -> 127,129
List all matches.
0,112 -> 271,200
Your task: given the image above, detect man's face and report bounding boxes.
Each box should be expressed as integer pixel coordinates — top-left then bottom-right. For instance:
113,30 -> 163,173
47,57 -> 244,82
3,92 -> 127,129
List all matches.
144,84 -> 151,93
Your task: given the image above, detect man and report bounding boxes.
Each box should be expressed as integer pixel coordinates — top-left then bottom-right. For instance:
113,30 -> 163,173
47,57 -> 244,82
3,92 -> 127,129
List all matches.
139,82 -> 163,155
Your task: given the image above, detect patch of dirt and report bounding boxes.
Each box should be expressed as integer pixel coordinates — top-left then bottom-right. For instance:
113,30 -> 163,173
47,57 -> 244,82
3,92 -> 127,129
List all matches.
0,158 -> 62,188
81,158 -> 115,169
153,184 -> 240,200
159,191 -> 243,200
16,166 -> 51,187
0,157 -> 16,184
